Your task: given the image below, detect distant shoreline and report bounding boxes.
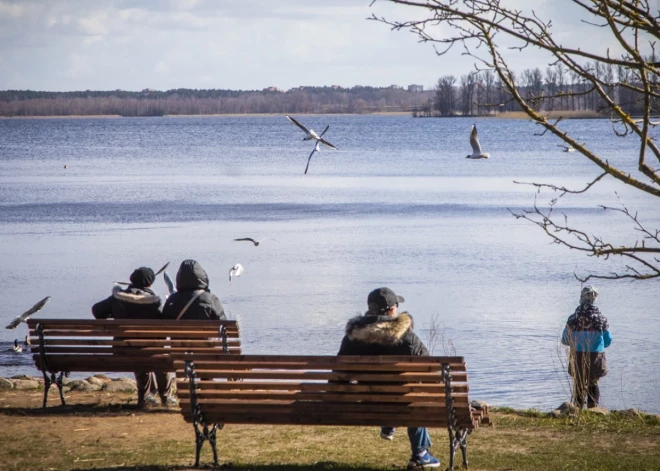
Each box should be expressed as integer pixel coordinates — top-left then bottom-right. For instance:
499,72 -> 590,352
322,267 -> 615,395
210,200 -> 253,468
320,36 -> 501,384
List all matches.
0,110 -> 605,119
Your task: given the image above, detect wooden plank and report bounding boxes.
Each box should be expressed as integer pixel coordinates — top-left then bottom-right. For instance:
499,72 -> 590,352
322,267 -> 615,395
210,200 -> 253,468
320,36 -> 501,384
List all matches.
176,380 -> 469,394
175,354 -> 463,364
177,390 -> 469,404
30,346 -> 242,355
28,318 -> 238,328
179,413 -> 456,428
182,399 -> 472,412
189,369 -> 467,383
175,360 -> 462,372
41,339 -> 237,347
29,330 -> 240,338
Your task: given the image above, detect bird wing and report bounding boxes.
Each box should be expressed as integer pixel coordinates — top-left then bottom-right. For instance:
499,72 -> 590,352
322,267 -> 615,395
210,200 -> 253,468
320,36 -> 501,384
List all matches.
470,125 -> 483,155
318,137 -> 337,150
164,271 -> 175,295
234,238 -> 257,245
114,281 -> 130,285
154,262 -> 170,276
305,145 -> 318,174
286,115 -> 310,134
318,125 -> 330,138
6,296 -> 51,330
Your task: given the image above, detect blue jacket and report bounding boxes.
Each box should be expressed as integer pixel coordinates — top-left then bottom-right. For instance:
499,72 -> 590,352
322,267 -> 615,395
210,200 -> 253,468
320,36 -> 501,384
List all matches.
561,303 -> 612,352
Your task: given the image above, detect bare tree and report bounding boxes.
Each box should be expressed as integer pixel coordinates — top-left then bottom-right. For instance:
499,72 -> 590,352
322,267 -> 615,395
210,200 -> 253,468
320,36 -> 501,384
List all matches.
371,0 -> 660,281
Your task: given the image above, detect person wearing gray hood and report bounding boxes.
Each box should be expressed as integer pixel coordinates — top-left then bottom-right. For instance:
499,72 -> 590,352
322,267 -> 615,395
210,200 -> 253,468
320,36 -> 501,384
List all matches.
162,259 -> 226,320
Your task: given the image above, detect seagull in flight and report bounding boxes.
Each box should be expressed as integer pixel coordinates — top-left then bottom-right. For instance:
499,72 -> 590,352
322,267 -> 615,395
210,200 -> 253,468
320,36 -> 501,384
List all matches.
6,296 -> 51,330
229,263 -> 244,286
557,144 -> 575,152
466,124 -> 490,159
286,116 -> 338,150
304,126 -> 331,175
233,237 -> 274,247
12,339 -> 22,353
115,262 -> 170,285
163,271 -> 176,295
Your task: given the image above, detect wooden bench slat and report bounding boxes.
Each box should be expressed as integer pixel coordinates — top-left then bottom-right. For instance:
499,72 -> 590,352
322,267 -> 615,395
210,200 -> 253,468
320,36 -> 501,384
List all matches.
28,330 -> 239,338
177,380 -> 469,394
40,339 -> 240,347
173,360 -> 464,372
28,318 -> 238,328
187,369 -> 467,383
30,346 -> 242,355
177,390 -> 469,403
176,355 -> 463,364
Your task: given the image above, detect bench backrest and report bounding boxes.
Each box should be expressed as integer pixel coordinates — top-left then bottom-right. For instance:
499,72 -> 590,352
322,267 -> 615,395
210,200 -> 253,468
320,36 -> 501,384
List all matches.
27,318 -> 241,374
175,355 -> 482,429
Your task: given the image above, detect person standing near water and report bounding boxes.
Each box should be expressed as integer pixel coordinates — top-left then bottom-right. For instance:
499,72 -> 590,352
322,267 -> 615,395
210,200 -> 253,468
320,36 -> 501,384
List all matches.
562,285 -> 612,409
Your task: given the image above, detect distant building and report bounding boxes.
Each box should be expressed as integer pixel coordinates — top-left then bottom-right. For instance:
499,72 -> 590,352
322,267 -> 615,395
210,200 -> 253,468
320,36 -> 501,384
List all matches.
408,84 -> 424,92
141,88 -> 158,92
331,85 -> 341,90
388,85 -> 403,90
264,86 -> 284,92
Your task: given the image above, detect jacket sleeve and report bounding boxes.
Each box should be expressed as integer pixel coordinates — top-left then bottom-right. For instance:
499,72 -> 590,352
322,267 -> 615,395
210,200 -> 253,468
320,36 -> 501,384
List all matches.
91,296 -> 114,319
561,325 -> 571,346
409,332 -> 429,356
603,330 -> 612,348
337,336 -> 350,355
209,295 -> 226,320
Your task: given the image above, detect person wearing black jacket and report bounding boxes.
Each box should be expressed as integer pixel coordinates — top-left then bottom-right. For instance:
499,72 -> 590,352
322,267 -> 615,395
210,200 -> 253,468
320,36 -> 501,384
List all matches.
92,267 -> 174,408
338,287 -> 440,469
162,259 -> 226,320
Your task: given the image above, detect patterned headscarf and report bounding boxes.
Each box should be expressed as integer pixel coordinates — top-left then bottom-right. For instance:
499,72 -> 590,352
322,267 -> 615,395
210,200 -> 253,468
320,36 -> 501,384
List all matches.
579,285 -> 598,305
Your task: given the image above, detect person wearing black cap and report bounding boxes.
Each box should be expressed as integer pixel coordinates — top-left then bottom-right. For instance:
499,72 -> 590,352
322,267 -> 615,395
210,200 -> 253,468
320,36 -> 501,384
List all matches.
92,266 -> 174,408
337,287 -> 440,469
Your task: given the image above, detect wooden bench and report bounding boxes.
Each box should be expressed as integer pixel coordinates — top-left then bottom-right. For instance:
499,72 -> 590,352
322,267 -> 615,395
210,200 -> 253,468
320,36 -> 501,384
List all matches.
27,318 -> 241,408
175,355 -> 488,470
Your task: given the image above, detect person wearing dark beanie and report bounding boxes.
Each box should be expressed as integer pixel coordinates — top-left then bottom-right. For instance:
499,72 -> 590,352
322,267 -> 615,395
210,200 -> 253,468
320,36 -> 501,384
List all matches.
92,266 -> 174,408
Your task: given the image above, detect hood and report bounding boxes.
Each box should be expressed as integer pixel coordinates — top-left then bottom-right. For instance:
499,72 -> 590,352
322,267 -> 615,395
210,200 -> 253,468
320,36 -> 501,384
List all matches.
176,259 -> 210,291
345,312 -> 413,345
113,287 -> 161,305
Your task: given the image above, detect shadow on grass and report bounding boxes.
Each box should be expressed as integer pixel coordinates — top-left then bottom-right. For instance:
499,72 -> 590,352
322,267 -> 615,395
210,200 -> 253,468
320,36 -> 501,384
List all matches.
71,463 -> 377,471
0,402 -> 181,417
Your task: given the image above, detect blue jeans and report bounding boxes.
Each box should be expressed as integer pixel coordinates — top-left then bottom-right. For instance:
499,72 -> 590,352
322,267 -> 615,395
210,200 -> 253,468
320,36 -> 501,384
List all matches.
381,427 -> 432,454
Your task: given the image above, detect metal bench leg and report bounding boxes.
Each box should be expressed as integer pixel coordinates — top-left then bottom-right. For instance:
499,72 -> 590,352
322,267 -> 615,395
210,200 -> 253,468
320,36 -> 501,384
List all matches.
457,428 -> 469,469
41,371 -> 67,408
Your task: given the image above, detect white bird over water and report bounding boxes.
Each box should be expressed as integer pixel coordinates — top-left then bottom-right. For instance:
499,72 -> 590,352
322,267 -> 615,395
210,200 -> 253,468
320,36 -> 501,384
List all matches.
229,263 -> 244,286
304,126 -> 331,175
5,296 -> 51,330
286,116 -> 338,150
466,124 -> 490,159
164,271 -> 176,295
557,144 -> 575,152
12,339 -> 22,353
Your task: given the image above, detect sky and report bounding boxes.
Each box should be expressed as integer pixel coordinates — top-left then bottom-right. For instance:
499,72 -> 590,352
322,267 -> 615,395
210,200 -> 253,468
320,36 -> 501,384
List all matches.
0,0 -> 633,92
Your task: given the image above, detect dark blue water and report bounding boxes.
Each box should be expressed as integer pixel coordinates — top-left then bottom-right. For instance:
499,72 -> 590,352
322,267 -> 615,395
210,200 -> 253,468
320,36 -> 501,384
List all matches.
1,116 -> 658,413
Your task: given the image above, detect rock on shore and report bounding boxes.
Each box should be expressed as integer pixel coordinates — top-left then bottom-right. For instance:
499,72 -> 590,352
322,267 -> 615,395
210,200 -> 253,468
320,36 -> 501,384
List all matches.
1,375 -> 136,393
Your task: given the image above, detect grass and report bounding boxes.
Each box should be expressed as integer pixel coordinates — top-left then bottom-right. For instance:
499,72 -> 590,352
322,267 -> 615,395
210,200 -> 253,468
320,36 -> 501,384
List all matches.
0,389 -> 658,471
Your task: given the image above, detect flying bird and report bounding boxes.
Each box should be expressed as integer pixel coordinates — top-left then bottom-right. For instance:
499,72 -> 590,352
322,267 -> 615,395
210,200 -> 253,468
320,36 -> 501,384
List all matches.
304,125 -> 331,175
233,237 -> 274,247
154,262 -> 170,276
164,271 -> 175,295
12,339 -> 22,353
466,124 -> 490,159
286,116 -> 338,150
229,263 -> 244,286
5,296 -> 51,330
557,144 -> 575,152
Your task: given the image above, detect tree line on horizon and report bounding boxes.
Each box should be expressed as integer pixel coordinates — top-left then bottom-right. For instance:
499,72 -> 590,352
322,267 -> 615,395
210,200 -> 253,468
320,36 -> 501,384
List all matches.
0,60 -> 656,117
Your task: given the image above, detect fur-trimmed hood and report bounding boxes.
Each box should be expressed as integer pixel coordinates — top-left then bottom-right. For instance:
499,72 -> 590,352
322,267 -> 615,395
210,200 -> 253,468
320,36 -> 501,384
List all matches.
113,288 -> 161,305
345,312 -> 414,346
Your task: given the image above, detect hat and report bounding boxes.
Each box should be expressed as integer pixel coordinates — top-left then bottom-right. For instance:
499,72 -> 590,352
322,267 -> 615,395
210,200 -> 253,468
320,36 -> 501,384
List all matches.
367,287 -> 405,313
130,267 -> 155,289
580,285 -> 598,305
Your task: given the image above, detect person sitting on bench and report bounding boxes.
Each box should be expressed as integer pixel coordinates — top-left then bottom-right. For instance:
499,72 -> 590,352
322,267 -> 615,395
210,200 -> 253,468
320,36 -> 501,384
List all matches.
162,259 -> 226,320
92,266 -> 175,408
337,287 -> 440,469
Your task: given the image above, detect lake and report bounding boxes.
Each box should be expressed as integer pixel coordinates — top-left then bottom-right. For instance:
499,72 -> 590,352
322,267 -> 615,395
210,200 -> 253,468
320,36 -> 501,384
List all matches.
0,115 -> 658,413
